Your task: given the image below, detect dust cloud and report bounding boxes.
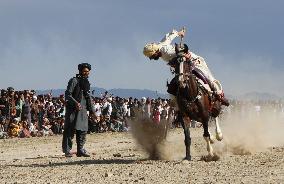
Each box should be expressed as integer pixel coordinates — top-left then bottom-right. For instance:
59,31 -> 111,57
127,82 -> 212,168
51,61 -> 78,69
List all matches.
129,104 -> 284,160
216,105 -> 284,155
128,114 -> 170,160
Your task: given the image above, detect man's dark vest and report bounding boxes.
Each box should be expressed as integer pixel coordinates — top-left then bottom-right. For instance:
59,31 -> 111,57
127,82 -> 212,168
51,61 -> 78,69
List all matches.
71,77 -> 82,104
70,77 -> 92,112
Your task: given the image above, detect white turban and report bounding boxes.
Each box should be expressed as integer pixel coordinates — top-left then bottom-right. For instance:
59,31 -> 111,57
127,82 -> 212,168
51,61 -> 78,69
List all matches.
143,43 -> 160,57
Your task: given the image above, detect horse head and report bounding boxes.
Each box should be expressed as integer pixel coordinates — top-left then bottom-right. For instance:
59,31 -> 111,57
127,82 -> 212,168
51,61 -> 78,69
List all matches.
172,43 -> 198,100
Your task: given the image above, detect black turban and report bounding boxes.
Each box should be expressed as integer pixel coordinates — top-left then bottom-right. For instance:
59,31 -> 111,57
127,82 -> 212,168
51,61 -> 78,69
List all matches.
78,63 -> 92,71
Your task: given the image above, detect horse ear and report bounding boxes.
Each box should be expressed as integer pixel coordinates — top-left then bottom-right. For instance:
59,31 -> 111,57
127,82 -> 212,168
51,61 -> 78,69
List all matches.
183,44 -> 189,53
175,43 -> 179,54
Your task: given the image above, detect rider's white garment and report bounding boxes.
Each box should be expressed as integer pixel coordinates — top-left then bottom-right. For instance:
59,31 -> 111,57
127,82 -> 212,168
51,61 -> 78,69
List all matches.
157,30 -> 223,94
158,30 -> 179,62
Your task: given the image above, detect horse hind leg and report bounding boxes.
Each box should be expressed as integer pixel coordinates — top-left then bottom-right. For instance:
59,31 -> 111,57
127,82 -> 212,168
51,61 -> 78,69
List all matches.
204,136 -> 214,157
202,136 -> 220,162
202,120 -> 214,157
202,119 -> 221,161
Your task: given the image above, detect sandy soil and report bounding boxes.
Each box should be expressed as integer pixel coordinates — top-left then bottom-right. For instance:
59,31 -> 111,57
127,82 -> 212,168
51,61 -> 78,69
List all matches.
0,125 -> 284,184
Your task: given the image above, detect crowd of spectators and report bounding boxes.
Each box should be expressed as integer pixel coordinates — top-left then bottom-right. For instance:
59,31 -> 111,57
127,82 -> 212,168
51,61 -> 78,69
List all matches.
0,88 -> 65,139
90,94 -> 176,133
0,87 -> 283,139
0,88 -> 176,139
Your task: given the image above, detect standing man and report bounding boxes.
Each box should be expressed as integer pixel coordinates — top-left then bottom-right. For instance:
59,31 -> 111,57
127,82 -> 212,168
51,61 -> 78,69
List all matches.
62,63 -> 94,157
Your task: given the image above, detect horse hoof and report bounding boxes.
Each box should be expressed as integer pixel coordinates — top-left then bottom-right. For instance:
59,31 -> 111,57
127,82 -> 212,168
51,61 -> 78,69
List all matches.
212,154 -> 220,161
216,133 -> 223,141
149,156 -> 159,160
183,156 -> 191,161
201,154 -> 220,162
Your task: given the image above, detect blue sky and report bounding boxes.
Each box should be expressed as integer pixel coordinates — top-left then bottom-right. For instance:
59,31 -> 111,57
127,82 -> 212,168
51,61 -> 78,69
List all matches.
0,0 -> 283,96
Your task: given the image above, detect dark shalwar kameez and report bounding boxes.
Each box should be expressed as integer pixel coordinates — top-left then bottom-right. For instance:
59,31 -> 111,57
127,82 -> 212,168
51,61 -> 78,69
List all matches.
62,77 -> 92,154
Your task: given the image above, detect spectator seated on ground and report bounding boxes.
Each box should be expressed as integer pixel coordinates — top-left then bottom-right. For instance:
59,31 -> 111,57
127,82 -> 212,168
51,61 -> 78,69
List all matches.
88,115 -> 98,133
41,118 -> 53,136
110,115 -> 124,132
8,119 -> 21,138
50,118 -> 63,134
19,120 -> 31,138
29,121 -> 38,137
99,116 -> 109,133
120,115 -> 129,132
0,121 -> 8,139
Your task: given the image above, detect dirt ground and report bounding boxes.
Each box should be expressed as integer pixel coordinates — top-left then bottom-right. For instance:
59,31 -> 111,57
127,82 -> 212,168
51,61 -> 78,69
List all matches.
0,126 -> 284,184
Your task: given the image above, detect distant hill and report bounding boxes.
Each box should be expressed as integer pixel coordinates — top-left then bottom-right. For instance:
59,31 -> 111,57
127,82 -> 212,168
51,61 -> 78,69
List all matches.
107,88 -> 168,99
36,87 -> 169,99
36,88 -> 282,101
237,92 -> 281,101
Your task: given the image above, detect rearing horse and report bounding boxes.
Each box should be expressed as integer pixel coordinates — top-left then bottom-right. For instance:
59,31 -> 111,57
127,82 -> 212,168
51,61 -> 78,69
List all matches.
171,44 -> 223,160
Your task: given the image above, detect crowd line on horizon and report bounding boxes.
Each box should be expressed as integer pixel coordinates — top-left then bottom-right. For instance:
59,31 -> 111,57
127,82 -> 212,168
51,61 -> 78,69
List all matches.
0,87 -> 283,139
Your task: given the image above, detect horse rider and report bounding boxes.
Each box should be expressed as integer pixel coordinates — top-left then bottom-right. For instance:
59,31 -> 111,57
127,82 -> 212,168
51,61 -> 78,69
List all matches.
143,28 -> 229,106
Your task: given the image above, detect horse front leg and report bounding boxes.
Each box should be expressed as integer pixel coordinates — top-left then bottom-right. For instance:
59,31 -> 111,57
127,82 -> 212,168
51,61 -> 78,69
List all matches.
202,119 -> 214,157
179,112 -> 191,160
214,117 -> 223,141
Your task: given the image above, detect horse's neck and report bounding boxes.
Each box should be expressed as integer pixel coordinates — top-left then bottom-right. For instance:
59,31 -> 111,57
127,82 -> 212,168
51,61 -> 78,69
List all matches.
175,60 -> 198,98
186,73 -> 198,97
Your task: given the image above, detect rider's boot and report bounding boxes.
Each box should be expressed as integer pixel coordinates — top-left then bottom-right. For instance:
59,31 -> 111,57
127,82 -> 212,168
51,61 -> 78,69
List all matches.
216,92 -> 230,106
209,82 -> 230,107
